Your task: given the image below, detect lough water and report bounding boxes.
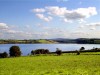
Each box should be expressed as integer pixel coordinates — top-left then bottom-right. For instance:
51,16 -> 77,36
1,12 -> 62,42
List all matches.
0,44 -> 100,56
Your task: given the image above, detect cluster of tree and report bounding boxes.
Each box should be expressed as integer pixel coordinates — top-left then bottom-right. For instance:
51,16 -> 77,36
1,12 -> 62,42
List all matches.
56,48 -> 62,55
0,45 -> 21,58
31,48 -> 63,56
0,39 -> 40,44
0,52 -> 8,58
53,38 -> 100,44
76,47 -> 100,55
31,49 -> 49,55
76,47 -> 85,55
1,45 -> 100,58
76,38 -> 100,44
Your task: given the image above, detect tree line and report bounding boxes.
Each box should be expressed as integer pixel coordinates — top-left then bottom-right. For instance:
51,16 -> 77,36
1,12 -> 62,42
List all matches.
0,46 -> 100,58
0,45 -> 62,58
0,38 -> 100,44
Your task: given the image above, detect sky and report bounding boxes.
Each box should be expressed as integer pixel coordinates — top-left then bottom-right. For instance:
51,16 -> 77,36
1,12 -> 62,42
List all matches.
0,0 -> 100,39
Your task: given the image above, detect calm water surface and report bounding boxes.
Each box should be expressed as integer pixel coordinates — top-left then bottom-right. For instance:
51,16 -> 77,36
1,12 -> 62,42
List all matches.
0,44 -> 100,56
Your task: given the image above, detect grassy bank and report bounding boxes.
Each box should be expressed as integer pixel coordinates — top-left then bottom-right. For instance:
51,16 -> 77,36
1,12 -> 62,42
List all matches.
0,54 -> 100,75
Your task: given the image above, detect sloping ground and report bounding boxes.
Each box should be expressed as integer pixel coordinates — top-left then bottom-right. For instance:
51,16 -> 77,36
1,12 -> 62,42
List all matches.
38,39 -> 58,44
0,39 -> 58,44
0,55 -> 100,75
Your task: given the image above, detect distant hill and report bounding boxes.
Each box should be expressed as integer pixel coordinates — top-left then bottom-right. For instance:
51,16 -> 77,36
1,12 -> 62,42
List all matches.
51,38 -> 100,44
51,38 -> 76,43
0,38 -> 100,44
0,39 -> 58,44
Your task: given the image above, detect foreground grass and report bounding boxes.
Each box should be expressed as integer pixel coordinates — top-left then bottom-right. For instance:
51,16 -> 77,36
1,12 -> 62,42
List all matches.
0,54 -> 100,75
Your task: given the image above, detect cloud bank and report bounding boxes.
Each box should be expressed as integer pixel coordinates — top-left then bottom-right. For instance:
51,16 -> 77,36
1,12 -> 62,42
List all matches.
32,6 -> 97,22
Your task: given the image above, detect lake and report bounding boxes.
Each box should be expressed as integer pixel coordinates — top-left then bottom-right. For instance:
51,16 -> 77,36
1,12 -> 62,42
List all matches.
0,44 -> 100,56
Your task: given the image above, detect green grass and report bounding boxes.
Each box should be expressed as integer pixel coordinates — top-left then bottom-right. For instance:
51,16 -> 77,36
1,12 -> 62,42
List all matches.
81,52 -> 100,55
0,54 -> 100,75
38,39 -> 57,44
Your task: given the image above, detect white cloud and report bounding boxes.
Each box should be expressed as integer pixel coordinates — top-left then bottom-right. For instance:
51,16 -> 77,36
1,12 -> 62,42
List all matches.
45,6 -> 97,19
32,8 -> 45,13
36,23 -> 43,27
86,22 -> 100,26
90,27 -> 96,30
42,27 -> 51,30
71,31 -> 90,38
64,7 -> 97,21
6,30 -> 24,34
78,19 -> 86,23
32,6 -> 97,23
74,7 -> 97,18
0,23 -> 9,29
63,18 -> 72,23
0,22 -> 33,39
48,6 -> 97,22
36,14 -> 52,22
79,22 -> 100,30
7,30 -> 17,34
58,7 -> 96,21
46,6 -> 67,16
86,22 -> 100,30
79,25 -> 84,28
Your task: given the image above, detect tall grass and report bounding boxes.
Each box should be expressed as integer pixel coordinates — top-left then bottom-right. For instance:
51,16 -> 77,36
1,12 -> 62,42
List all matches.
0,55 -> 100,75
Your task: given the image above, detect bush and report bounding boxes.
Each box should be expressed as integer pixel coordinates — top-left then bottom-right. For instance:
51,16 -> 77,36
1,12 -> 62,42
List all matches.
80,47 -> 85,51
56,48 -> 62,55
9,46 -> 21,57
0,52 -> 8,58
31,50 -> 35,55
76,50 -> 80,55
92,48 -> 100,51
31,49 -> 49,55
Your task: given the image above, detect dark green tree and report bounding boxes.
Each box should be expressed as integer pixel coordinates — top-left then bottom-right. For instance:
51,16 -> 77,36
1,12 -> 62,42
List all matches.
56,48 -> 62,55
9,46 -> 21,57
31,49 -> 49,55
31,50 -> 35,55
80,47 -> 85,51
0,52 -> 8,58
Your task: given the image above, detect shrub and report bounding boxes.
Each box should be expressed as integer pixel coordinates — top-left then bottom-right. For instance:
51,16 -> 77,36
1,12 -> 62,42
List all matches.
56,48 -> 62,55
93,48 -> 100,51
44,49 -> 49,54
80,47 -> 85,51
31,50 -> 35,55
0,52 -> 8,58
31,49 -> 49,55
9,46 -> 21,57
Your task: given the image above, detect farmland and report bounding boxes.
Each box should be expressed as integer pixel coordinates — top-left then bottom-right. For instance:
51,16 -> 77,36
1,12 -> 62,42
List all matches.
0,54 -> 100,75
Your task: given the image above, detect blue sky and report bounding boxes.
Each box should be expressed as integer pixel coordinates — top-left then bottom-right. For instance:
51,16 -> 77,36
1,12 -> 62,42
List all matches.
0,0 -> 100,39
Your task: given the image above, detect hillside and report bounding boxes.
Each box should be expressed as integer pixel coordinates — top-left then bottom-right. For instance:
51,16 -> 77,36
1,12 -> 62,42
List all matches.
52,38 -> 100,44
0,39 -> 58,44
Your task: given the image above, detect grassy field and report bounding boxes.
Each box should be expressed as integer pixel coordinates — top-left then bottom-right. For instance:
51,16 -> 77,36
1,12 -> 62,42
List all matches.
0,54 -> 100,75
38,39 -> 57,44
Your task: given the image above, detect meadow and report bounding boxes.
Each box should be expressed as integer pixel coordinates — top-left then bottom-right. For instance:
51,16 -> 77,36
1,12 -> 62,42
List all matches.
0,54 -> 100,75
